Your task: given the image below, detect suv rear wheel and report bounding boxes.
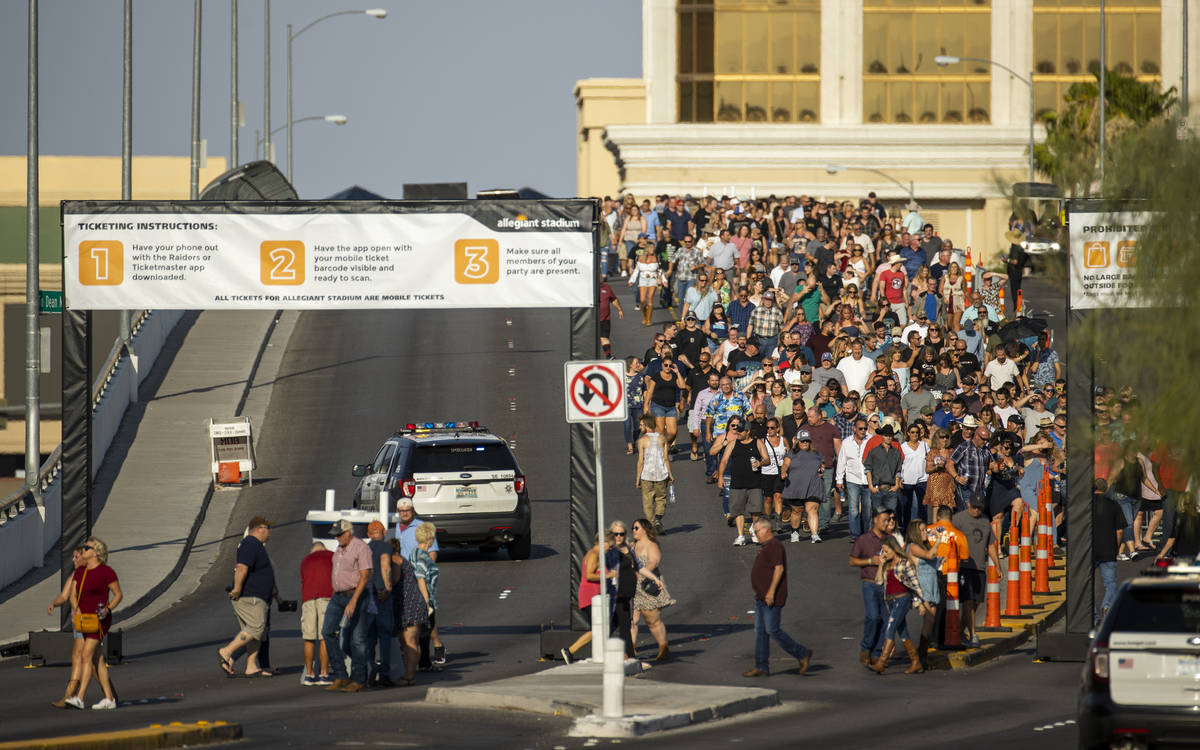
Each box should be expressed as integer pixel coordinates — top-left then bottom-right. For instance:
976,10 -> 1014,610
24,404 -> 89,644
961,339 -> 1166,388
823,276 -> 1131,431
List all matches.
507,533 -> 531,560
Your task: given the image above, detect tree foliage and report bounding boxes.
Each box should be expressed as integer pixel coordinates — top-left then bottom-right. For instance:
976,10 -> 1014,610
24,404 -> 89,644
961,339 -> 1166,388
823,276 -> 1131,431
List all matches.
1034,69 -> 1177,198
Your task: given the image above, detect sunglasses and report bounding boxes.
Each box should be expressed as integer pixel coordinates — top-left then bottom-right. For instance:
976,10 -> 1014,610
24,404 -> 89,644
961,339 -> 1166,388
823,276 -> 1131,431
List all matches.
612,531 -> 626,537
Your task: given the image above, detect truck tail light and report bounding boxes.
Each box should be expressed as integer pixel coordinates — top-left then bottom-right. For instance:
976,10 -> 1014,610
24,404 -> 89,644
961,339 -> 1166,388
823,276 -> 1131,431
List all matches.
400,478 -> 416,498
514,475 -> 526,494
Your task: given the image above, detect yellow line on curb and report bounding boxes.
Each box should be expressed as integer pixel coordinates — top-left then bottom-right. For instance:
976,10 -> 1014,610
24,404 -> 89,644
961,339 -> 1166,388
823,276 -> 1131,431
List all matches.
0,721 -> 242,750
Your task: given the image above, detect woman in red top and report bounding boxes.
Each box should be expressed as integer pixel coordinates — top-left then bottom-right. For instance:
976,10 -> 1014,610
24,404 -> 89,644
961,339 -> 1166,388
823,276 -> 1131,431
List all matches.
64,537 -> 122,710
47,546 -> 85,708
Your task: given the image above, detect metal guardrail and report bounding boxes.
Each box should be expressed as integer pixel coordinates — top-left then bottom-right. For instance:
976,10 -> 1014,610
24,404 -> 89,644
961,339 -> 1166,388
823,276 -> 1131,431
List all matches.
0,310 -> 150,525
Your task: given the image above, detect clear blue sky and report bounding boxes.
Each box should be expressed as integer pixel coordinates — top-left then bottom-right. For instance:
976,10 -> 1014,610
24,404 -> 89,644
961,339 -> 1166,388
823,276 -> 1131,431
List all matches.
0,1 -> 642,199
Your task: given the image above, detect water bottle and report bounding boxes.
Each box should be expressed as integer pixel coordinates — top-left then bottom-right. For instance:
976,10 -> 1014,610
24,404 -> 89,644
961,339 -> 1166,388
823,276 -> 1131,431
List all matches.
668,485 -> 676,504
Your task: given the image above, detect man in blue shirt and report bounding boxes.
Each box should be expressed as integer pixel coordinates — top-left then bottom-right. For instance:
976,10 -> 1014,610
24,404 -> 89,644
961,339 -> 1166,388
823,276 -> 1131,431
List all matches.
727,286 -> 756,333
899,235 -> 926,281
219,516 -> 276,678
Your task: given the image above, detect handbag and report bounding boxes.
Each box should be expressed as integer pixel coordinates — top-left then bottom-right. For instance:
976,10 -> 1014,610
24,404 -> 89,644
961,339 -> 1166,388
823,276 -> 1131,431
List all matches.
640,577 -> 661,597
73,568 -> 101,634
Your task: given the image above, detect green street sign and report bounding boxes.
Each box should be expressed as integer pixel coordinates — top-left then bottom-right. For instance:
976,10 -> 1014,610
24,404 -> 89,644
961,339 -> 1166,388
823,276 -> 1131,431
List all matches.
39,290 -> 63,314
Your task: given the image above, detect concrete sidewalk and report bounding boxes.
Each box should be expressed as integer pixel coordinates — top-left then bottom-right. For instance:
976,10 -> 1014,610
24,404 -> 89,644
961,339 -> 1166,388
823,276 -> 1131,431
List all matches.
0,309 -> 297,648
425,661 -> 780,738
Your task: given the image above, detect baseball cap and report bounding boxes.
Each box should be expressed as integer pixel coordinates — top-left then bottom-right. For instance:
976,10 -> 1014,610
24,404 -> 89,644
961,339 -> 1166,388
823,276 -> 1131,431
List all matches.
872,505 -> 894,517
367,520 -> 386,536
684,313 -> 697,321
762,291 -> 775,300
800,365 -> 812,373
919,405 -> 934,416
821,352 -> 833,361
968,493 -> 988,511
330,519 -> 354,537
797,430 -> 811,441
396,497 -> 415,510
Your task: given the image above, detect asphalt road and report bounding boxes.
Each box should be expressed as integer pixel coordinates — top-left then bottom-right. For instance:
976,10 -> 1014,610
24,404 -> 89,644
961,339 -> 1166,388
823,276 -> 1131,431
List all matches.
0,275 -> 1087,748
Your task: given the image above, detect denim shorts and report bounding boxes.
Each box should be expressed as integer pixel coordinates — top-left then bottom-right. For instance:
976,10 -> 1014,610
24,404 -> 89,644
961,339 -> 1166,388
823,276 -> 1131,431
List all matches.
648,402 -> 678,419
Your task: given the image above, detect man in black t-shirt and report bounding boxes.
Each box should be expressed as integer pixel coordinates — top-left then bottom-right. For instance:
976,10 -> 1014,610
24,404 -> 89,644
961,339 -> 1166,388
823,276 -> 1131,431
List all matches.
1093,481 -> 1127,623
220,516 -> 276,678
676,314 -> 707,372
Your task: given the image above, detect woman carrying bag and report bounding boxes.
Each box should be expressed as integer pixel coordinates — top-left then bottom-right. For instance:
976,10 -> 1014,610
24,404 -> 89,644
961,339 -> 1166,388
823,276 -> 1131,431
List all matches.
63,537 -> 122,709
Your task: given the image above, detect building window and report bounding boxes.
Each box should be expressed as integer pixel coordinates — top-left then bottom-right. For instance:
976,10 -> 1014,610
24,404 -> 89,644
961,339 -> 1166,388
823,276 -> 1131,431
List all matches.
1032,0 -> 1161,120
862,0 -> 991,124
677,0 -> 820,123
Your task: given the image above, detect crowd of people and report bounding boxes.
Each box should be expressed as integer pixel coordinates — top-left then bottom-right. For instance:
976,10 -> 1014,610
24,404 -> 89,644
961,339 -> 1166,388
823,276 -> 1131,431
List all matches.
595,189 -> 1158,670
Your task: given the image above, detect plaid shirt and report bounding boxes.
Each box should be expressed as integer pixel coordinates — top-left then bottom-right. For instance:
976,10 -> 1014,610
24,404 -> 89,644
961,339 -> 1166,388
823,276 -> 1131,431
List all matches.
833,412 -> 864,440
748,304 -> 784,339
670,244 -> 705,283
950,440 -> 992,494
705,390 -> 751,436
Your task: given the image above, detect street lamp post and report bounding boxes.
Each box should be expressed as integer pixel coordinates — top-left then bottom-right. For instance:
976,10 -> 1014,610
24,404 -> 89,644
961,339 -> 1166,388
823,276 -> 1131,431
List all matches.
824,164 -> 915,205
935,54 -> 1034,185
287,9 -> 385,184
257,115 -> 347,156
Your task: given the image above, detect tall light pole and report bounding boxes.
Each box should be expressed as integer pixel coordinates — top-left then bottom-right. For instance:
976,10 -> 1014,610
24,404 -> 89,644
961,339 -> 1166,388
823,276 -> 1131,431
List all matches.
256,115 -> 348,155
120,0 -> 132,364
189,0 -> 202,200
935,54 -> 1034,185
824,164 -> 915,204
230,0 -> 238,168
264,0 -> 270,163
287,9 -> 386,184
25,0 -> 40,501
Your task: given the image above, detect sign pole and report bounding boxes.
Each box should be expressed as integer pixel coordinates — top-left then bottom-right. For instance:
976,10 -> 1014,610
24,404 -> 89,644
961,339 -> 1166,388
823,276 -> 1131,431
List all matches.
592,420 -> 609,664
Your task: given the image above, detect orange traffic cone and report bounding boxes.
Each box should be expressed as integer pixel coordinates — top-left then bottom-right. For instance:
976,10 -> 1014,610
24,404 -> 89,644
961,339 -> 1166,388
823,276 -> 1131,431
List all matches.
998,286 -> 1007,316
1018,506 -> 1040,610
964,247 -> 974,294
1015,289 -> 1024,316
1044,468 -> 1062,571
943,542 -> 962,648
979,554 -> 1011,632
1003,506 -> 1031,620
1033,493 -> 1051,595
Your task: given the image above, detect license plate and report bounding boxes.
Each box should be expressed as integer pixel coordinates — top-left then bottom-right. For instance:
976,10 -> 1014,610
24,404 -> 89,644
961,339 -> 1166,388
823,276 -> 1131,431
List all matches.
455,486 -> 477,499
1176,656 -> 1200,677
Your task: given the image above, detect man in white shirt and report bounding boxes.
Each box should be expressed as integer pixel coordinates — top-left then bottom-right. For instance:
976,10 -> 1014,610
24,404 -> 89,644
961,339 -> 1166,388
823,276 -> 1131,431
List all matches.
836,416 -> 871,538
837,340 -> 876,396
983,346 -> 1021,392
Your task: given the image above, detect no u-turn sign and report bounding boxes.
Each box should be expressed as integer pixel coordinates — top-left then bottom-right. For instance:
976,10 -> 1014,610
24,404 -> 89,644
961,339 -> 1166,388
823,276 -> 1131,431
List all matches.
563,361 -> 627,423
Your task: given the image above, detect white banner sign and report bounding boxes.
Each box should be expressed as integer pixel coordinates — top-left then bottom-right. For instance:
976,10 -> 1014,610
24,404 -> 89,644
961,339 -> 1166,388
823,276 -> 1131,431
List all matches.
62,201 -> 595,310
1069,209 -> 1151,310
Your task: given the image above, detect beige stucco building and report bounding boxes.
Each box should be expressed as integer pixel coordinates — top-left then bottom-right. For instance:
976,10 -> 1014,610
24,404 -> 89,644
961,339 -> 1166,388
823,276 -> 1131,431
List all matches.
576,0 -> 1199,264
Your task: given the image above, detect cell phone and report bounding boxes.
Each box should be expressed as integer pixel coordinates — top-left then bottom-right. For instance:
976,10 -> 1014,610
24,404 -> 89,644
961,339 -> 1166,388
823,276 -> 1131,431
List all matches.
277,599 -> 298,612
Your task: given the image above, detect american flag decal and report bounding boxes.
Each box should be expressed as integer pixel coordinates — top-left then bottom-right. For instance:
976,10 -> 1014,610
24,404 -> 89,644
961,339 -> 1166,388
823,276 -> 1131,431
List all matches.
1118,657 -> 1134,669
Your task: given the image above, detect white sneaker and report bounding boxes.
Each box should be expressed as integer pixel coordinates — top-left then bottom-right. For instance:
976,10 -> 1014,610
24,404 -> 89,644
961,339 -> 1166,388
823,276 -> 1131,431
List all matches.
790,531 -> 801,543
733,535 -> 746,546
64,697 -> 85,710
92,697 -> 117,710
811,533 -> 822,544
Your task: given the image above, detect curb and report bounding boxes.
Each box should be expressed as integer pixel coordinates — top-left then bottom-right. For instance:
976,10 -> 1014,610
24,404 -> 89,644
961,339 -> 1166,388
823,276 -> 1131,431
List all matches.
568,691 -> 780,738
0,721 -> 241,750
927,565 -> 1067,670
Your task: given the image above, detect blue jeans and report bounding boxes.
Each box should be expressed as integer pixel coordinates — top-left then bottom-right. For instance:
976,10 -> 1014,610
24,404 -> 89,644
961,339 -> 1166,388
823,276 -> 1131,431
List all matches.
882,593 -> 913,643
844,482 -> 869,538
1109,491 -> 1141,542
754,601 -> 808,673
721,473 -> 732,515
899,483 -> 925,531
872,489 -> 899,516
704,432 -> 719,477
624,405 -> 643,447
1161,489 -> 1178,541
817,470 -> 834,531
1096,561 -> 1118,623
363,589 -> 394,680
954,485 -> 976,513
675,278 -> 691,309
322,591 -> 370,684
860,581 -> 886,658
